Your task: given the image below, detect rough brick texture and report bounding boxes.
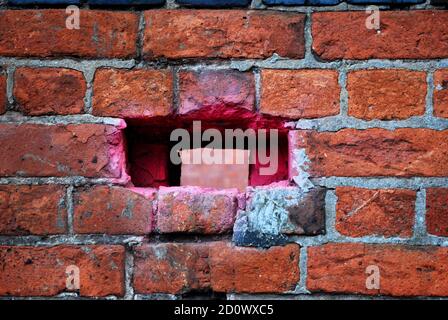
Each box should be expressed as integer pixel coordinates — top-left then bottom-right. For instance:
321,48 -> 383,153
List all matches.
1,4 -> 448,301
0,185 -> 67,235
0,124 -> 126,178
260,69 -> 340,119
0,245 -> 125,297
0,10 -> 138,58
143,10 -> 305,59
347,70 -> 426,120
92,68 -> 173,118
14,67 -> 86,116
434,69 -> 448,118
426,188 -> 448,237
73,186 -> 155,235
312,11 -> 448,60
179,69 -> 254,117
335,187 -> 416,238
134,242 -> 299,294
291,129 -> 448,177
308,243 -> 448,297
156,187 -> 239,234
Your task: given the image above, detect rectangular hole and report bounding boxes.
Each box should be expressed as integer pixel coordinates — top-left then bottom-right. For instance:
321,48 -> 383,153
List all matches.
125,120 -> 288,189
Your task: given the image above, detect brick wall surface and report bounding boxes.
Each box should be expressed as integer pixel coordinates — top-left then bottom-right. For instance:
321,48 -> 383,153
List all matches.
0,0 -> 448,301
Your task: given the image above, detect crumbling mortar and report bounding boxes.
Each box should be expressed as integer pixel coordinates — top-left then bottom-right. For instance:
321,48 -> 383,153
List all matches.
294,115 -> 448,131
0,235 -> 145,246
0,176 -> 129,187
312,177 -> 448,189
172,66 -> 181,113
67,185 -> 75,235
338,68 -> 348,116
6,65 -> 15,110
425,71 -> 435,117
124,246 -> 135,300
293,246 -> 310,294
136,11 -> 146,62
253,67 -> 261,112
83,67 -> 95,114
0,113 -> 125,126
3,57 -> 448,74
165,0 -> 180,9
413,188 -> 427,239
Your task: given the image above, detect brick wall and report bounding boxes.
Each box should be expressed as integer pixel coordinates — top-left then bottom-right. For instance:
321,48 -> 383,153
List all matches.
0,0 -> 448,300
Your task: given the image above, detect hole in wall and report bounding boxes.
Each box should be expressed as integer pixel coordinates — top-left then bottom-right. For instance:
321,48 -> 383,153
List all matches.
124,111 -> 289,189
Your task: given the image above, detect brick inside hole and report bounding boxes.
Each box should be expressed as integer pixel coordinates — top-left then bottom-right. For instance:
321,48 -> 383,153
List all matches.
126,118 -> 289,189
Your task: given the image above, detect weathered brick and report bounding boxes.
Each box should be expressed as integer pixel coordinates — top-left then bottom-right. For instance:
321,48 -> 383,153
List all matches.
0,124 -> 126,178
133,242 -> 299,294
14,68 -> 86,116
347,70 -> 426,120
290,129 -> 448,177
156,187 -> 238,234
0,185 -> 67,236
92,68 -> 173,119
426,188 -> 448,237
260,69 -> 340,119
179,70 -> 254,117
0,10 -> 138,58
335,187 -> 416,238
434,69 -> 448,118
0,245 -> 125,297
312,11 -> 448,60
143,10 -> 305,59
176,0 -> 250,6
0,72 -> 6,115
233,186 -> 326,247
308,243 -> 448,296
73,186 -> 155,235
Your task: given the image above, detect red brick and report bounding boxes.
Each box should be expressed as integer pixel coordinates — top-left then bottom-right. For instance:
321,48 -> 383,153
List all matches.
143,10 -> 305,59
0,72 -> 6,115
73,186 -> 155,235
134,242 -> 299,294
209,242 -> 299,293
347,70 -> 426,120
335,187 -> 416,238
308,243 -> 448,297
0,245 -> 125,297
0,10 -> 138,58
291,129 -> 448,177
260,69 -> 340,119
312,11 -> 448,60
0,185 -> 67,235
0,124 -> 126,178
426,188 -> 448,236
14,68 -> 86,116
156,187 -> 238,234
92,68 -> 173,118
434,70 -> 448,118
178,70 -> 255,116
